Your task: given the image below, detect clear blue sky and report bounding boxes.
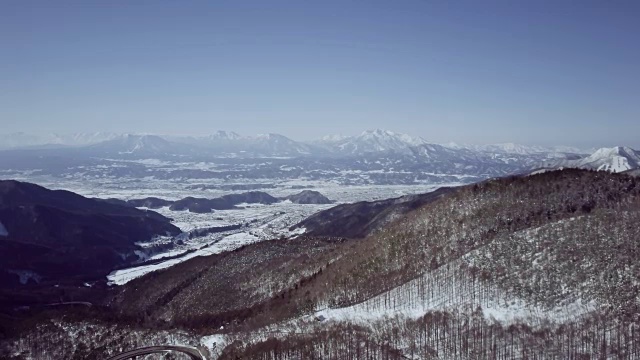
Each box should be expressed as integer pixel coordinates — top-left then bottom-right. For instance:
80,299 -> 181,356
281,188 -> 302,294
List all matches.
1,0 -> 638,147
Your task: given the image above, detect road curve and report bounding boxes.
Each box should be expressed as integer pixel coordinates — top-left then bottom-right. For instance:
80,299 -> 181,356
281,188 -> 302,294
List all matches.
105,345 -> 205,360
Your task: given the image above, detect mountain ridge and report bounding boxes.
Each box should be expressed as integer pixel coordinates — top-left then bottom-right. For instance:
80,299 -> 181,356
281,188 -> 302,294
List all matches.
1,131 -> 639,186
0,180 -> 180,292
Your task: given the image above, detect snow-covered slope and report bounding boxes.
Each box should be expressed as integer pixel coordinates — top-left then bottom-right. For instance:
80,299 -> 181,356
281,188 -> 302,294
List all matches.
542,146 -> 640,173
316,257 -> 595,326
168,131 -> 317,157
574,146 -> 640,172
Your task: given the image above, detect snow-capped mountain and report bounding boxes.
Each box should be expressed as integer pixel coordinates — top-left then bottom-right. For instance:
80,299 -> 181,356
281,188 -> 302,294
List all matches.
573,146 -> 639,172
315,129 -> 429,155
207,130 -> 242,141
576,146 -> 640,172
0,132 -> 46,149
87,134 -> 183,156
0,132 -> 121,149
49,132 -> 122,146
541,146 -> 640,173
168,131 -> 317,157
248,133 -> 316,156
3,129 -> 630,181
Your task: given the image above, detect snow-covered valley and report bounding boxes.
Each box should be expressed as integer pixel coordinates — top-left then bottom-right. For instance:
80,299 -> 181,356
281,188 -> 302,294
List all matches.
5,173 -> 460,287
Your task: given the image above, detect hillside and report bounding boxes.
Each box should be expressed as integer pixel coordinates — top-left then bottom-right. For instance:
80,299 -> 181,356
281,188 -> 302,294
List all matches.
84,170 -> 639,357
283,190 -> 333,204
4,169 -> 640,359
306,169 -> 640,310
0,180 -> 180,292
219,169 -> 640,358
110,237 -> 343,329
292,187 -> 454,238
168,192 -> 279,213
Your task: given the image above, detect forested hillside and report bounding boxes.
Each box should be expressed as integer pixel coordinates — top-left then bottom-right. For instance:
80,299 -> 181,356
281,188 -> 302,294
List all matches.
216,169 -> 640,358
3,169 -> 640,359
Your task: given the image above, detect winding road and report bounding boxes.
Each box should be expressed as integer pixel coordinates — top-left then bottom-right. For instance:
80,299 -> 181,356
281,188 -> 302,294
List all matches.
105,345 -> 205,360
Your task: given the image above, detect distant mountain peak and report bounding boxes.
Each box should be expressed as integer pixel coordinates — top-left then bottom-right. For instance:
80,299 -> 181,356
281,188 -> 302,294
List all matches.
360,128 -> 391,136
315,129 -> 428,155
87,134 -> 176,155
208,130 -> 242,140
541,145 -> 640,173
0,132 -> 122,149
579,146 -> 640,172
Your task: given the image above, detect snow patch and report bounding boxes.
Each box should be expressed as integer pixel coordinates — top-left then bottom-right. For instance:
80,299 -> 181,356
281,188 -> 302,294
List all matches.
107,232 -> 261,285
201,334 -> 228,357
133,250 -> 149,261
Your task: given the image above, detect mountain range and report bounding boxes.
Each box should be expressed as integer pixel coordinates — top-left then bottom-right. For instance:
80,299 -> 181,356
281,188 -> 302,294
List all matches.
0,132 -> 121,149
0,129 -> 588,157
1,130 -> 639,182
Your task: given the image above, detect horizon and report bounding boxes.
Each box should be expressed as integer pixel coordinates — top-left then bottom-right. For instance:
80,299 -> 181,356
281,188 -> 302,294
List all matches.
2,1 -> 639,149
0,128 -> 637,152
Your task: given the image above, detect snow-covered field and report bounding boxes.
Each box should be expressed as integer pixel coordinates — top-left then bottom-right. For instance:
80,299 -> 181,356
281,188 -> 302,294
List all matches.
14,174 -> 455,204
108,232 -> 261,285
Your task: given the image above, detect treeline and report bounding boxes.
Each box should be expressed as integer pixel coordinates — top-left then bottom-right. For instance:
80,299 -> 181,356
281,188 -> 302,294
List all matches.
303,169 -> 640,313
110,237 -> 341,330
220,311 -> 640,359
472,208 -> 640,320
212,170 -> 640,358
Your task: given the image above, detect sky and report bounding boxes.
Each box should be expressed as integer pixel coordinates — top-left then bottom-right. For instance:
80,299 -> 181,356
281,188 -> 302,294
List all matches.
1,0 -> 639,148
